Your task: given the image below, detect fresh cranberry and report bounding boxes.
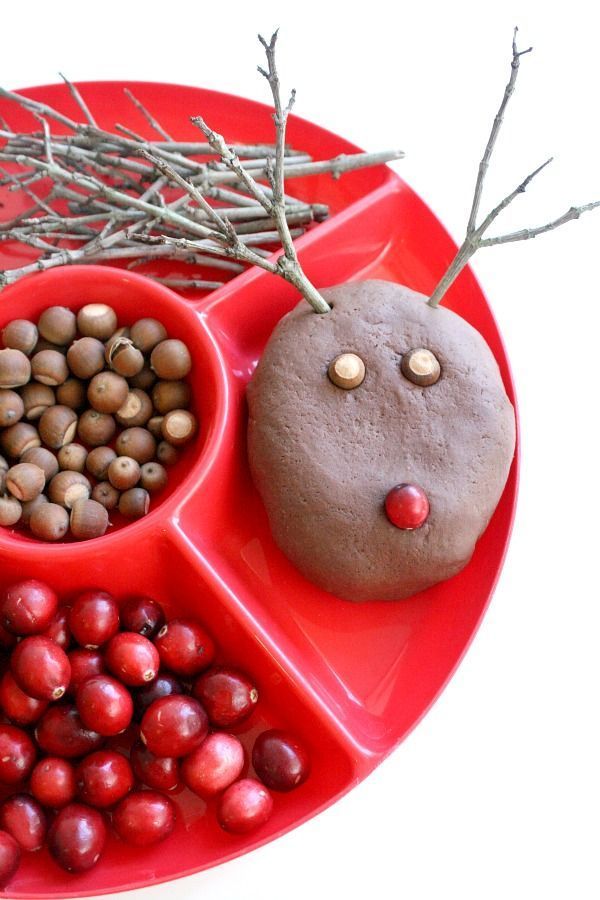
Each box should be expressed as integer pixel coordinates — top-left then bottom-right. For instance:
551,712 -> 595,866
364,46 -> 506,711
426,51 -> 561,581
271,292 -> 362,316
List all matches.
384,483 -> 429,529
217,778 -> 273,834
76,675 -> 133,737
134,672 -> 183,720
0,794 -> 47,851
105,632 -> 159,686
68,590 -> 120,648
76,750 -> 133,808
121,595 -> 165,638
48,803 -> 106,872
112,791 -> 175,846
67,648 -> 105,695
0,622 -> 17,651
0,579 -> 58,635
0,831 -> 20,888
154,618 -> 216,678
193,666 -> 258,727
130,741 -> 179,791
182,732 -> 245,797
11,636 -> 71,701
252,729 -> 310,791
0,670 -> 48,726
0,724 -> 36,785
35,705 -> 104,758
30,757 -> 77,808
140,695 -> 208,758
43,606 -> 72,649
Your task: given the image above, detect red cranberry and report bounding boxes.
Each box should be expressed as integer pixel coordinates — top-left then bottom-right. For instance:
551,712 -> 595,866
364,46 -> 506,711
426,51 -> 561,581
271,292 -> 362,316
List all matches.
0,622 -> 17,651
43,605 -> 72,650
0,670 -> 48,726
105,632 -> 159,686
48,803 -> 106,872
384,483 -> 429,529
76,675 -> 134,737
193,666 -> 258,727
0,794 -> 47,851
134,672 -> 183,720
35,705 -> 104,758
0,831 -> 20,888
140,695 -> 208,758
30,757 -> 77,808
67,648 -> 105,695
252,729 -> 310,791
182,732 -> 245,797
112,791 -> 175,846
11,636 -> 71,701
0,725 -> 36,785
217,778 -> 273,834
121,595 -> 165,638
76,750 -> 134,808
0,579 -> 58,635
68,590 -> 120,648
130,741 -> 179,792
154,618 -> 216,678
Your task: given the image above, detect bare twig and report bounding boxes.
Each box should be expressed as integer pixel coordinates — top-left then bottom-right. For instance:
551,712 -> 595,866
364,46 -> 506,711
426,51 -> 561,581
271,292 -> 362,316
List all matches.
59,73 -> 97,127
123,88 -> 172,140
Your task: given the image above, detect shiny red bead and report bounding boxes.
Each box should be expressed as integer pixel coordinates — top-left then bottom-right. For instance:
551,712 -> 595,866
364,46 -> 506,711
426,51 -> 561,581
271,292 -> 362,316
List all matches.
30,757 -> 77,808
217,778 -> 273,834
0,724 -> 36,785
384,483 -> 430,530
154,618 -> 216,678
11,636 -> 71,701
112,791 -> 175,846
68,590 -> 120,648
76,675 -> 134,737
47,803 -> 106,872
76,750 -> 134,808
182,732 -> 245,798
140,695 -> 208,758
0,794 -> 47,852
105,632 -> 160,686
0,579 -> 58,636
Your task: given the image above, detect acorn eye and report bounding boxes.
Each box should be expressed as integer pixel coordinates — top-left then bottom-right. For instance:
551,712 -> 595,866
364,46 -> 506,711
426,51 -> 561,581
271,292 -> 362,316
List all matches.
400,348 -> 441,386
327,353 -> 366,390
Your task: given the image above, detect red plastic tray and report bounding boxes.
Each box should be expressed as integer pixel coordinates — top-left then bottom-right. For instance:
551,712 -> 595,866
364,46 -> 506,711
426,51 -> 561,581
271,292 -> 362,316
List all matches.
0,82 -> 519,898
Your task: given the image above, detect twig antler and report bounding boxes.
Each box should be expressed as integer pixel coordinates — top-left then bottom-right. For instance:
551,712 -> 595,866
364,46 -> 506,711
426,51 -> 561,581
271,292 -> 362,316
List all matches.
427,27 -> 600,308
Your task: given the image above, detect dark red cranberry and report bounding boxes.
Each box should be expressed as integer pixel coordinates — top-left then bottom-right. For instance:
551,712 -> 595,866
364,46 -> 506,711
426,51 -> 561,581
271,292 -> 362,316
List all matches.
193,666 -> 258,727
154,618 -> 216,678
30,757 -> 77,808
121,595 -> 165,638
0,622 -> 17,651
182,732 -> 244,797
384,483 -> 429,529
48,803 -> 106,872
134,672 -> 183,720
67,648 -> 105,695
0,725 -> 36,785
0,579 -> 58,635
0,794 -> 47,851
43,605 -> 72,650
0,831 -> 20,888
35,705 -> 104,758
140,695 -> 208,758
0,670 -> 48,726
76,750 -> 134,808
11,636 -> 71,701
76,675 -> 133,737
68,590 -> 120,648
130,741 -> 179,792
112,791 -> 175,846
252,729 -> 310,792
105,632 -> 159,686
217,778 -> 273,834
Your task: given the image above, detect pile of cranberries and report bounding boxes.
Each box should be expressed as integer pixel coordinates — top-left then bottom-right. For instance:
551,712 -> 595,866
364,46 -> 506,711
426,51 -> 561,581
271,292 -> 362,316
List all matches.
0,579 -> 310,888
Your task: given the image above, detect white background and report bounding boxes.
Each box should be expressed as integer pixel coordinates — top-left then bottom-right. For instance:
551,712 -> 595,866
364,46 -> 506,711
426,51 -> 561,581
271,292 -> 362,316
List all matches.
2,1 -> 600,898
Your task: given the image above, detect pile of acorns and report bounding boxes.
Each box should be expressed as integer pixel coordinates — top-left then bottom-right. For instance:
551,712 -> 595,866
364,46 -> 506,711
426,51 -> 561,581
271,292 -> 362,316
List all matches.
0,304 -> 197,540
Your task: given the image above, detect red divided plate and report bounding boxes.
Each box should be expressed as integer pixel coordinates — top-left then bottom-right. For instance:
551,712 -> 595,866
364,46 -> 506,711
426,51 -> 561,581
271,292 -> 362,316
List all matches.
0,82 -> 519,897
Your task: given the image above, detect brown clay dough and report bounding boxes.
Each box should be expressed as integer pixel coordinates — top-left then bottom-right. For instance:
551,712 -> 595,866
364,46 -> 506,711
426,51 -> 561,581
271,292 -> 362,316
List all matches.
247,280 -> 516,601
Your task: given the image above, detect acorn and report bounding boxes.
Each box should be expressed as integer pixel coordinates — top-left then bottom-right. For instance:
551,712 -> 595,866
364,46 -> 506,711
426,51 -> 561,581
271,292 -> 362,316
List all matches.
30,502 -> 69,541
66,337 -> 106,379
86,446 -> 117,481
5,463 -> 46,502
0,348 -> 31,389
56,378 -> 87,410
328,353 -> 366,390
21,447 -> 59,483
57,443 -> 88,473
108,456 -> 141,491
0,494 -> 22,527
70,498 -> 109,540
48,471 -> 91,508
1,319 -> 38,356
38,405 -> 78,449
0,390 -> 25,428
156,441 -> 179,467
87,371 -> 129,414
151,381 -> 191,415
150,339 -> 192,380
20,383 -> 55,420
130,318 -> 168,353
92,481 -> 120,511
37,306 -> 77,346
140,461 -> 168,493
31,349 -> 69,386
77,304 -> 117,340
115,390 -> 153,428
77,410 -> 116,447
128,365 -> 156,392
0,422 -> 41,458
147,416 -> 164,439
106,336 -> 144,378
104,327 -> 130,358
161,410 -> 197,446
118,487 -> 150,519
20,493 -> 49,528
400,348 -> 441,387
115,427 -> 156,465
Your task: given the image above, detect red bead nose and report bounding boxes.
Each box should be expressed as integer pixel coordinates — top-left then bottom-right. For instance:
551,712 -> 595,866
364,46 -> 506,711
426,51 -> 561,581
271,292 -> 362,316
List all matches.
385,484 -> 429,530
